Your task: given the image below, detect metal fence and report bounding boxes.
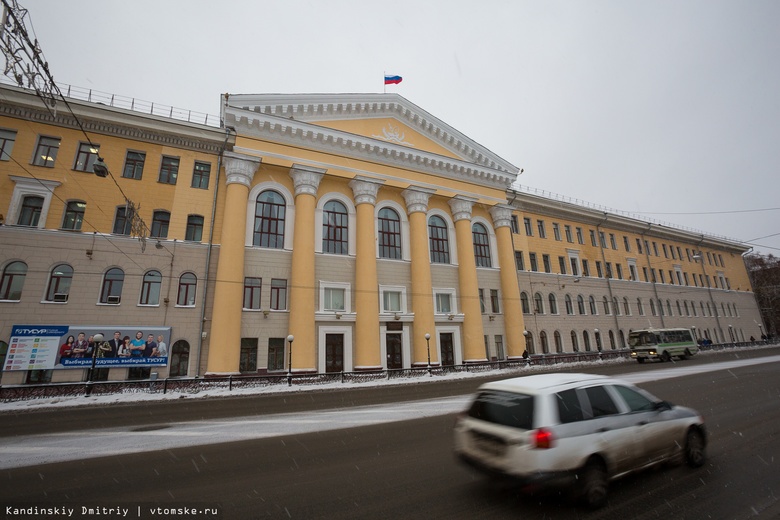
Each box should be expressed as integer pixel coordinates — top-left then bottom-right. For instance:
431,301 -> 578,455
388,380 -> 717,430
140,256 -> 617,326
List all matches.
0,341 -> 772,402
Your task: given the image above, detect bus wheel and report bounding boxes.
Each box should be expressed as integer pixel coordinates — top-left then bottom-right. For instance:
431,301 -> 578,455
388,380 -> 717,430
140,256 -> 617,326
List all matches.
683,348 -> 692,360
662,351 -> 672,362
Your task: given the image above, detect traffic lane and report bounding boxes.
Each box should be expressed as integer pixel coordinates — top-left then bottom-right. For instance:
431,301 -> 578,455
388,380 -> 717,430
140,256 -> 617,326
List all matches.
3,346 -> 778,438
2,361 -> 779,519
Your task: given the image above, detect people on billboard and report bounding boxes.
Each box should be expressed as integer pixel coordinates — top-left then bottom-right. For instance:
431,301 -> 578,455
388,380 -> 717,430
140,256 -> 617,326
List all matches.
144,334 -> 157,358
105,331 -> 123,358
72,332 -> 89,358
59,335 -> 75,360
118,336 -> 132,358
130,331 -> 145,357
153,335 -> 167,357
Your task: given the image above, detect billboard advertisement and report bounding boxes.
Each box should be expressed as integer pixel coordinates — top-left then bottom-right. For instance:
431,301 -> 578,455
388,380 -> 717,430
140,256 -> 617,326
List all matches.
3,325 -> 172,371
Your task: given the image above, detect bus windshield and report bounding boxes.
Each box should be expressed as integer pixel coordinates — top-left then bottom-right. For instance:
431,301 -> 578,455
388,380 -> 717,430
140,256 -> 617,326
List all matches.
628,332 -> 658,347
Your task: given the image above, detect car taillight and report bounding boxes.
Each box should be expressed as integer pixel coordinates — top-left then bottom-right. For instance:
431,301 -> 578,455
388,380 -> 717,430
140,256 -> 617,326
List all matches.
533,428 -> 554,449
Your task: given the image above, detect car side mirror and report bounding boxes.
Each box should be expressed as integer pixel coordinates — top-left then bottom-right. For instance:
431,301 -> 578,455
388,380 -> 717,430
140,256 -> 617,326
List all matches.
654,401 -> 672,412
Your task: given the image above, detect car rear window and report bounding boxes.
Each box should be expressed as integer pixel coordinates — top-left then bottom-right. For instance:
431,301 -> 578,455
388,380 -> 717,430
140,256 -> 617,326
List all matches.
468,390 -> 534,430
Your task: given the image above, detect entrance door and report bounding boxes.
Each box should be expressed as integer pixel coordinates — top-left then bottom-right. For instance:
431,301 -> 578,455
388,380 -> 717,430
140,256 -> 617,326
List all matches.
325,333 -> 344,373
440,332 -> 455,366
386,333 -> 403,369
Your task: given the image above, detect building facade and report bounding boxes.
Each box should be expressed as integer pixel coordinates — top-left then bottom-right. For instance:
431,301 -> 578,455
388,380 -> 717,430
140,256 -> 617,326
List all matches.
0,85 -> 762,383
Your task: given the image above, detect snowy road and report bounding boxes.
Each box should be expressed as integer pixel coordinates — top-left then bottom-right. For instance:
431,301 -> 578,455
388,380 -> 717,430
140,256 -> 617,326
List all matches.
1,355 -> 778,470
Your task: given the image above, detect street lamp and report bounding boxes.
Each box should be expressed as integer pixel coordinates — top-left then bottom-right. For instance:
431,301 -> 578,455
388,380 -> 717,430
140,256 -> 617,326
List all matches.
286,334 -> 294,387
522,330 -> 530,364
85,332 -> 104,396
424,333 -> 431,376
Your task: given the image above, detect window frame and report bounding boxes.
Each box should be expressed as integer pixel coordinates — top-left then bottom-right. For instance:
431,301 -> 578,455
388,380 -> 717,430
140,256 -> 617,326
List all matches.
177,272 -> 198,307
191,161 -> 211,189
158,155 -> 180,185
0,261 -> 27,301
32,135 -> 60,167
73,142 -> 100,172
122,150 -> 146,180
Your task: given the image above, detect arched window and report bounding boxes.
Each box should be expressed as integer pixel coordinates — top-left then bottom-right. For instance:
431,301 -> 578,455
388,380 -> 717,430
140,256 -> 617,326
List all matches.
45,263 -> 73,302
548,293 -> 558,314
520,292 -> 530,314
608,330 -> 616,349
650,299 -> 657,316
185,215 -> 204,242
150,211 -> 170,239
619,330 -> 626,348
169,340 -> 190,377
589,295 -> 598,315
570,330 -> 579,352
603,296 -> 611,315
577,295 -> 586,315
62,201 -> 86,230
0,261 -> 27,300
18,195 -> 43,226
472,222 -> 491,267
177,272 -> 197,306
540,331 -> 549,354
254,190 -> 286,248
378,207 -> 402,259
554,331 -> 563,353
667,300 -> 673,316
613,296 -> 620,316
583,331 -> 591,352
534,292 -> 544,314
565,294 -> 574,315
322,200 -> 348,254
658,299 -> 665,316
637,298 -> 645,316
428,215 -> 450,264
525,331 -> 535,354
140,270 -> 162,305
100,267 -> 124,303
623,297 -> 630,315
691,301 -> 697,317
677,300 -> 683,316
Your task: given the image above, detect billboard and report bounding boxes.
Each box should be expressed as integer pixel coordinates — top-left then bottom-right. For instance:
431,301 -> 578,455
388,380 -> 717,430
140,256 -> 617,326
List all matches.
3,325 -> 172,371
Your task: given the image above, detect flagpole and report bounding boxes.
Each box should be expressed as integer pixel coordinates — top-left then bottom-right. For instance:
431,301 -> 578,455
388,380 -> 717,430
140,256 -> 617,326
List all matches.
383,71 -> 386,94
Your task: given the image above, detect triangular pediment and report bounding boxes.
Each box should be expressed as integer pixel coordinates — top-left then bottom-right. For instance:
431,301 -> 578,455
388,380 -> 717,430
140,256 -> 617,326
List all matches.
222,93 -> 520,190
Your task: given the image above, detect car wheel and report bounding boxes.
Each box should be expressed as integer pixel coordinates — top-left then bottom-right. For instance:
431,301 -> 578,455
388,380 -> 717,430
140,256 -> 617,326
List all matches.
662,351 -> 672,362
577,459 -> 608,508
685,429 -> 706,468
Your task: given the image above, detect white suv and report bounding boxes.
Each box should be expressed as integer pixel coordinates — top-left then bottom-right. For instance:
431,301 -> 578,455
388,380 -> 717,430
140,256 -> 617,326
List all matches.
453,373 -> 706,508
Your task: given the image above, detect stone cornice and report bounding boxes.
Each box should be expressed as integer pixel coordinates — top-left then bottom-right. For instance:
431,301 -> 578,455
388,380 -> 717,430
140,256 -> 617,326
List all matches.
0,84 -> 230,154
222,96 -> 519,190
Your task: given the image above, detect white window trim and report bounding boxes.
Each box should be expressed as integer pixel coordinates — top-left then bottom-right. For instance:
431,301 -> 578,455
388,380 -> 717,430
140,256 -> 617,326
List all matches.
471,216 -> 499,270
315,193 -> 356,256
379,284 -> 408,316
380,324 -> 412,369
245,182 -> 295,250
433,287 -> 458,317
318,325 -> 354,372
317,281 -> 353,320
426,209 -> 458,266
436,325 -> 464,365
375,201 -> 411,262
7,175 -> 61,228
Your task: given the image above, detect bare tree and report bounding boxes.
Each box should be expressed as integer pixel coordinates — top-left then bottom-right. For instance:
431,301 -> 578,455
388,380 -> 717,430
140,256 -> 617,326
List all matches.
745,253 -> 780,339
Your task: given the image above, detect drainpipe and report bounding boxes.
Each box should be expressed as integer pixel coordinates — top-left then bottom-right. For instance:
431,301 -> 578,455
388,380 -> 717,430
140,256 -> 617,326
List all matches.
195,126 -> 235,376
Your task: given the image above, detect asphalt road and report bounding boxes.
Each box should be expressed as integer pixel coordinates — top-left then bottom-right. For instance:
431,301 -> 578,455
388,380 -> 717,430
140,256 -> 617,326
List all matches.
2,347 -> 779,520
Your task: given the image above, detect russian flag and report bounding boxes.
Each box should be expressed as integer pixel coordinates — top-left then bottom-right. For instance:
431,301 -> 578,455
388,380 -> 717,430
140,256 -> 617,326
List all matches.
384,75 -> 403,85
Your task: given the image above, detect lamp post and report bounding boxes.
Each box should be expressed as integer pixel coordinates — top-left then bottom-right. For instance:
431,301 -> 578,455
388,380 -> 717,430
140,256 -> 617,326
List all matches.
286,334 -> 294,387
523,330 -> 530,365
85,332 -> 104,396
424,333 -> 431,376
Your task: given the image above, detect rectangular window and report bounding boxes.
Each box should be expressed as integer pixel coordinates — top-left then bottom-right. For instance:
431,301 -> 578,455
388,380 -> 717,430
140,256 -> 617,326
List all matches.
599,232 -> 607,248
596,261 -> 603,278
510,215 -> 519,234
268,338 -> 285,371
123,151 -> 145,179
569,257 -> 579,276
663,244 -> 669,258
643,267 -> 649,282
490,289 -> 500,314
659,270 -> 665,284
542,254 -> 551,273
383,290 -> 402,313
435,292 -> 452,314
653,242 -> 659,256
623,236 -> 630,252
605,262 -> 612,278
323,287 -> 346,311
609,233 -> 617,250
558,256 -> 567,274
478,289 -> 486,313
494,335 -> 504,360
514,251 -> 525,271
239,338 -> 258,373
33,136 -> 60,167
0,128 -> 16,160
590,230 -> 597,247
670,245 -> 676,260
270,279 -> 287,310
582,259 -> 590,277
529,253 -> 538,272
523,217 -> 533,236
74,143 -> 100,172
62,201 -> 86,230
576,227 -> 584,245
636,238 -> 643,254
185,215 -> 204,242
243,277 -> 262,310
553,223 -> 561,241
192,161 -> 211,189
537,220 -> 546,238
565,225 -> 573,243
629,264 -> 637,281
616,264 -> 623,280
112,206 -> 133,235
158,156 -> 180,184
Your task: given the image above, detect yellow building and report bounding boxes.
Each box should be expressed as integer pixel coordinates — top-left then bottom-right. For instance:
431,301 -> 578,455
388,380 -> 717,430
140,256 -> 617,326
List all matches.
0,84 -> 762,383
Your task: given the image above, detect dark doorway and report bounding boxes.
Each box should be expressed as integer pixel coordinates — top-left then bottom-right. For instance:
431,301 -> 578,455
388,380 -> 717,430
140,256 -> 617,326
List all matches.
440,332 -> 455,366
386,333 -> 402,369
325,333 -> 344,373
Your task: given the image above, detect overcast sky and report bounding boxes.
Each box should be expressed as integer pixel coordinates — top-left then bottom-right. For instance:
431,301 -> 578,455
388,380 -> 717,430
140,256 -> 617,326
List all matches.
18,0 -> 780,255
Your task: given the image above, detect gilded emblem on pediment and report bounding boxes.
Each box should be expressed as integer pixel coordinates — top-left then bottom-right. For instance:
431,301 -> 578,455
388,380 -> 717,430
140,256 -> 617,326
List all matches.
372,124 -> 415,147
